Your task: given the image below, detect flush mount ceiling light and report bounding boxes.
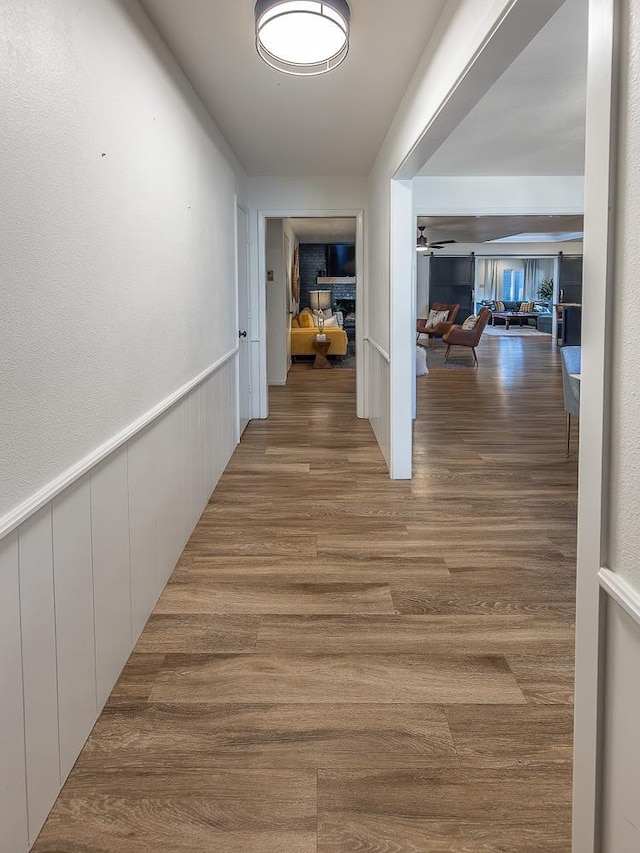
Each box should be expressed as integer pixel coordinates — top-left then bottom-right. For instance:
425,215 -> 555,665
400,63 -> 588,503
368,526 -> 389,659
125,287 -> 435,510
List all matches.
255,0 -> 350,76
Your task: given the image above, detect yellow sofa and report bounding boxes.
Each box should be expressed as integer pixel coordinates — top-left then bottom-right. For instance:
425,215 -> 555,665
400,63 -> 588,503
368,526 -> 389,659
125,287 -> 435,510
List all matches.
291,308 -> 348,356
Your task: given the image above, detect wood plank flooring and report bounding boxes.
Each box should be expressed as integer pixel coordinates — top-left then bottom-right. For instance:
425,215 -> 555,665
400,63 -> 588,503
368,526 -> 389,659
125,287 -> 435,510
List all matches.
34,335 -> 578,853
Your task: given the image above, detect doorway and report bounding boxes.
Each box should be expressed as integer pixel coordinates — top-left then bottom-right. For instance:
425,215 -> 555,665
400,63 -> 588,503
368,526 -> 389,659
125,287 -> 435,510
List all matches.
258,209 -> 365,419
236,202 -> 251,436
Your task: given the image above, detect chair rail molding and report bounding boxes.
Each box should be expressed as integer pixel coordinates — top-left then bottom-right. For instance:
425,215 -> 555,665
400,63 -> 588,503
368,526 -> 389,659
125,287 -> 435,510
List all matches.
599,568 -> 640,628
0,347 -> 239,542
364,336 -> 390,363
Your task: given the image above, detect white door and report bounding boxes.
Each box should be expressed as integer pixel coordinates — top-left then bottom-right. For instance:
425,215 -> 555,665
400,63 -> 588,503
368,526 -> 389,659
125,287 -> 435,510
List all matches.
236,204 -> 251,435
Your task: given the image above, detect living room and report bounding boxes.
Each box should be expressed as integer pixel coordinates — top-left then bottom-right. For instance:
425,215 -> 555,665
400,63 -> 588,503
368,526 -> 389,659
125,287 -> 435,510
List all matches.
266,216 -> 359,385
415,211 -> 584,365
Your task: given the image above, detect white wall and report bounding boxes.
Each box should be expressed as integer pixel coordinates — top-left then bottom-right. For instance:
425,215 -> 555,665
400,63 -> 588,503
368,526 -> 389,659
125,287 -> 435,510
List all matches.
283,219 -> 296,370
413,175 -> 584,214
266,219 -> 289,385
0,2 -> 245,849
599,0 -> 640,846
0,0 -> 246,523
609,0 -> 640,594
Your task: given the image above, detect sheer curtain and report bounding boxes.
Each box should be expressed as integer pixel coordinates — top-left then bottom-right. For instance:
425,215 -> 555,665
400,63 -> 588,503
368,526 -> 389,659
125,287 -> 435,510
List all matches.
479,258 -> 501,301
523,258 -> 540,301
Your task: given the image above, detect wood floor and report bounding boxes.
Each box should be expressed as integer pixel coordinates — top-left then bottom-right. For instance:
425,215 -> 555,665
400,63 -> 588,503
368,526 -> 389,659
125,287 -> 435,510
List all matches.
34,335 -> 578,853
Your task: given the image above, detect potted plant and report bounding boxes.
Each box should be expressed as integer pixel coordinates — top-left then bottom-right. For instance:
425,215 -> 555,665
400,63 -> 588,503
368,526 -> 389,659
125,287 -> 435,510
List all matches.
538,277 -> 554,304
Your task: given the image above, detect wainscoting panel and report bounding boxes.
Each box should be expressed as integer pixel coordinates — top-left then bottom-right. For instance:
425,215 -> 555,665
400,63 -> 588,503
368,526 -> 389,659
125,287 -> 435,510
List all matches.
0,533 -> 29,853
601,596 -> 640,852
18,507 -> 61,843
154,409 -> 176,591
189,387 -> 204,532
91,448 -> 133,709
204,378 -> 215,500
180,399 -> 192,552
52,478 -> 97,780
366,338 -> 391,470
0,353 -> 239,849
128,430 -> 158,644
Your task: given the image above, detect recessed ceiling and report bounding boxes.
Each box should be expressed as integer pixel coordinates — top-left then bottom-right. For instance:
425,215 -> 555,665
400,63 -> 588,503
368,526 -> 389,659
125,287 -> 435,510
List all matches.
417,215 -> 584,245
140,0 -> 447,176
286,217 -> 356,243
418,0 -> 588,177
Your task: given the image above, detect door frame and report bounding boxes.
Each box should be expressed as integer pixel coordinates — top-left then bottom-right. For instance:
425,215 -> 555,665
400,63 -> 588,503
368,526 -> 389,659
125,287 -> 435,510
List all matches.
255,208 -> 366,420
572,0 -> 619,849
235,199 -> 251,437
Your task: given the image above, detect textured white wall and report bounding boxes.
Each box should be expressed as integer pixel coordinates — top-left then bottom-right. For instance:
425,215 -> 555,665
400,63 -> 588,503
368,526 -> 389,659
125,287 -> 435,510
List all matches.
266,219 -> 288,385
0,0 -> 246,519
608,0 -> 640,595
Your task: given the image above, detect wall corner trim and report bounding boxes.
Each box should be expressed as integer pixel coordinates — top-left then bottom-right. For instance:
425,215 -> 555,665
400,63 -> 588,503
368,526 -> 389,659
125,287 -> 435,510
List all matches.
0,347 -> 239,543
599,568 -> 640,627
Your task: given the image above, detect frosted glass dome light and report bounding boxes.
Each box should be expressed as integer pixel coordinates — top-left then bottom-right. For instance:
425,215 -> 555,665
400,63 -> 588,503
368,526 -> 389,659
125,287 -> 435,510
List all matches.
255,0 -> 350,76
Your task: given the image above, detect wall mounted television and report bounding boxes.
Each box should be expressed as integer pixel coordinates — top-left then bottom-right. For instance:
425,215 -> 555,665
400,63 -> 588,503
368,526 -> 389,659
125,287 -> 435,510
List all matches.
327,244 -> 356,277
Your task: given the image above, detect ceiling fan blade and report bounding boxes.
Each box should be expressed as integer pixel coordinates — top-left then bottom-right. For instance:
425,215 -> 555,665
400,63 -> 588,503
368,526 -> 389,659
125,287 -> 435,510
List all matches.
427,239 -> 456,246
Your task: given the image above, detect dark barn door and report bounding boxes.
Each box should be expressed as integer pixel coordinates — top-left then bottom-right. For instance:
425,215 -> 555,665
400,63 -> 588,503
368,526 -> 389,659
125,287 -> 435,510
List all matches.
559,254 -> 583,304
429,256 -> 476,322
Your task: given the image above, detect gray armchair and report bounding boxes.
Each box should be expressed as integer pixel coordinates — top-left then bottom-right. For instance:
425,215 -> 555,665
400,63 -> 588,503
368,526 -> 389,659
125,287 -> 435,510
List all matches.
560,346 -> 581,455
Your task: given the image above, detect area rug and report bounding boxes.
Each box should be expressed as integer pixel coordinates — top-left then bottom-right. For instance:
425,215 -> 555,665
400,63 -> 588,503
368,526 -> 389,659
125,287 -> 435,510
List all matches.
484,325 -> 550,337
424,347 -> 476,370
333,339 -> 357,369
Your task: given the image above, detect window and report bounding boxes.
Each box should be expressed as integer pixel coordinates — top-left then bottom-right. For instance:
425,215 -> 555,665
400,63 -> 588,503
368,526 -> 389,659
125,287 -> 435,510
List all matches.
502,268 -> 524,301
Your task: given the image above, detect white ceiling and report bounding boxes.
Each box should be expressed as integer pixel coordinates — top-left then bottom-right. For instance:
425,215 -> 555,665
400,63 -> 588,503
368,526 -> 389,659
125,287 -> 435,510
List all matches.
418,214 -> 584,244
418,0 -> 588,177
286,217 -> 356,243
140,0 -> 447,177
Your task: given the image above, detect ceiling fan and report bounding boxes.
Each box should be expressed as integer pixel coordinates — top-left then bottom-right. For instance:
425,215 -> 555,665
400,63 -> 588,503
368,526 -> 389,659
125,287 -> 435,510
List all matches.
416,226 -> 457,251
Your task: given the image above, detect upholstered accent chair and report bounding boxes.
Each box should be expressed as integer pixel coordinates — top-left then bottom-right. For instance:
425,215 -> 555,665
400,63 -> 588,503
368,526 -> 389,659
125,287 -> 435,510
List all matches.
560,345 -> 581,455
442,308 -> 491,366
416,303 -> 460,344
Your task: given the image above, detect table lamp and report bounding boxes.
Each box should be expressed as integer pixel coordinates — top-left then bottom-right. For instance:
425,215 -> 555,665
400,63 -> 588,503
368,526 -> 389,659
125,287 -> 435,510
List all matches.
309,290 -> 332,333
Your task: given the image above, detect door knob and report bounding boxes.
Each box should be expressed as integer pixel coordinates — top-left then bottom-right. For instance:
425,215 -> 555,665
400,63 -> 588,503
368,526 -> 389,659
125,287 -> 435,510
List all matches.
239,330 -> 247,338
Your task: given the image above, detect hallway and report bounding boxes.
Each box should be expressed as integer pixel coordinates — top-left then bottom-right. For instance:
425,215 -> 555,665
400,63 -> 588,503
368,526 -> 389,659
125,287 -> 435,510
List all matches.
34,336 -> 577,852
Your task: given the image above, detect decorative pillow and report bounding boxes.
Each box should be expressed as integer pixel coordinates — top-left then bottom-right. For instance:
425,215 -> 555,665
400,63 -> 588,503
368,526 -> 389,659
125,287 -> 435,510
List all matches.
334,310 -> 344,327
416,345 -> 428,376
494,301 -> 506,311
323,308 -> 333,319
299,309 -> 314,329
425,308 -> 449,329
462,315 -> 478,330
324,315 -> 339,328
519,301 -> 534,313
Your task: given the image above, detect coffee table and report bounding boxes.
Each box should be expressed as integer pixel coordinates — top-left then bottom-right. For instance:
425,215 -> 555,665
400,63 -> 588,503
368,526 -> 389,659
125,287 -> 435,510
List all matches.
312,339 -> 332,369
491,311 -> 540,330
